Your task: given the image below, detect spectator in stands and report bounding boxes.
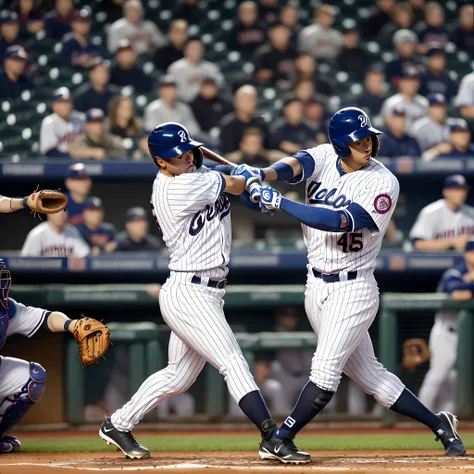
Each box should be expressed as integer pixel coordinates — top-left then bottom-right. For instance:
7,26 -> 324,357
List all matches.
336,22 -> 369,81
0,45 -> 33,100
44,0 -> 73,39
153,19 -> 188,72
168,38 -> 223,103
298,4 -> 343,60
226,127 -> 284,166
0,13 -> 21,64
99,0 -> 124,23
258,0 -> 280,26
253,21 -> 297,86
437,119 -> 474,159
455,72 -> 474,131
21,209 -> 90,257
381,65 -> 428,130
293,76 -> 314,103
449,5 -> 474,53
409,0 -> 425,24
109,39 -> 152,92
385,29 -> 419,87
355,64 -> 386,116
105,95 -> 143,139
412,93 -> 450,155
304,97 -> 327,141
74,58 -> 119,114
294,54 -> 333,98
173,0 -> 200,24
409,174 -> 474,251
416,2 -> 449,50
115,207 -> 162,251
377,2 -> 414,49
107,0 -> 165,55
218,85 -> 269,154
39,87 -> 84,158
190,77 -> 233,134
280,2 -> 301,48
228,1 -> 266,56
362,0 -> 396,39
378,105 -> 421,157
70,108 -> 127,160
62,9 -> 105,69
419,44 -> 457,101
144,75 -> 201,137
64,162 -> 92,227
269,97 -> 315,154
15,0 -> 44,36
77,197 -> 116,256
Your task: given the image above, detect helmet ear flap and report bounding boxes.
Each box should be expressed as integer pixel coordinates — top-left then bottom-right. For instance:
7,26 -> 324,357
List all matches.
192,146 -> 203,168
332,139 -> 351,159
371,135 -> 380,157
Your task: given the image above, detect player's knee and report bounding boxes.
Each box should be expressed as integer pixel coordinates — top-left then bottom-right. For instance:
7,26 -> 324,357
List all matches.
27,362 -> 47,402
164,364 -> 198,395
309,369 -> 341,392
219,352 -> 250,378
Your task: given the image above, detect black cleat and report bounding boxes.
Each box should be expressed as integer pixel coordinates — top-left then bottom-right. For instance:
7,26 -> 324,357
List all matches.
434,411 -> 466,456
259,432 -> 310,464
99,417 -> 150,459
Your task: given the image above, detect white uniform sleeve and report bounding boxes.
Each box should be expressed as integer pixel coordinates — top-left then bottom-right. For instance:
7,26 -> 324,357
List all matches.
291,144 -> 331,184
409,206 -> 436,241
70,227 -> 90,257
454,73 -> 474,107
7,298 -> 48,338
21,229 -> 42,256
168,171 -> 226,217
352,172 -> 399,235
39,116 -> 58,154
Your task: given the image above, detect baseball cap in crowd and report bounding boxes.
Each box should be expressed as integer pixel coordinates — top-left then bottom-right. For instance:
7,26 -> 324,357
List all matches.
53,87 -> 71,102
399,65 -> 420,79
72,9 -> 91,22
425,43 -> 445,57
159,75 -> 177,87
125,207 -> 147,222
67,162 -> 90,179
5,45 -> 28,60
427,93 -> 446,106
84,196 -> 103,210
392,104 -> 406,116
267,20 -> 289,31
86,108 -> 105,122
283,95 -> 302,108
116,39 -> 134,54
1,12 -> 19,24
465,238 -> 474,253
202,76 -> 218,85
447,118 -> 469,133
393,29 -> 417,46
443,174 -> 470,189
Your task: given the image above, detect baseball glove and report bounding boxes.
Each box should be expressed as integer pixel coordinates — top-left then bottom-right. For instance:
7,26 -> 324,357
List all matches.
73,317 -> 111,366
401,338 -> 431,372
26,189 -> 67,215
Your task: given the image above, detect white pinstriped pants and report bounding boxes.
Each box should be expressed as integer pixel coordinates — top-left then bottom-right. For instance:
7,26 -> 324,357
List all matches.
305,269 -> 405,407
111,272 -> 258,431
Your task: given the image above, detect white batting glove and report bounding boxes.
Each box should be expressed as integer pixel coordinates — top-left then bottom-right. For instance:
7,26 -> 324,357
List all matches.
259,186 -> 282,210
245,176 -> 262,203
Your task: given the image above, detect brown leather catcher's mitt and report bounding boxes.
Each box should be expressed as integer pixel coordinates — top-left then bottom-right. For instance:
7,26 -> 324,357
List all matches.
73,317 -> 111,366
27,189 -> 68,215
401,338 -> 431,372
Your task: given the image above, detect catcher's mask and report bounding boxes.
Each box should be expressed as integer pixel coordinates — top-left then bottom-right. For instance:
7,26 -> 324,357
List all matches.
0,262 -> 11,311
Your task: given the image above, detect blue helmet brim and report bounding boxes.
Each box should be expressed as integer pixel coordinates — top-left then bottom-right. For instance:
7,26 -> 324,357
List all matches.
156,139 -> 204,159
347,126 -> 382,142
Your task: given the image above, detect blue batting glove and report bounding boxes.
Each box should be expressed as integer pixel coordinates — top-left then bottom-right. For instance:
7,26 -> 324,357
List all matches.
231,164 -> 265,181
259,186 -> 282,210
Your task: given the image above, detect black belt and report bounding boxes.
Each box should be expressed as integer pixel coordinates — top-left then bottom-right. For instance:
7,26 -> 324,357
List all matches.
312,269 -> 357,283
191,275 -> 227,289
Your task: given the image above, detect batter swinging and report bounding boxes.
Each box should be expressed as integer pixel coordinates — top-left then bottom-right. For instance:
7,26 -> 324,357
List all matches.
99,123 -> 286,460
235,106 -> 467,463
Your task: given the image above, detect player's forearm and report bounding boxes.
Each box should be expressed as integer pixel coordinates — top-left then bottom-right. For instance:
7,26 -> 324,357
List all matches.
413,239 -> 455,251
460,106 -> 474,119
262,157 -> 301,181
0,196 -> 27,213
451,290 -> 473,301
46,311 -> 78,333
223,175 -> 246,195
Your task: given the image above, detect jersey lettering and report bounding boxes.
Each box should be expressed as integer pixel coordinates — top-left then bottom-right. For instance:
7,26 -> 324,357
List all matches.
307,181 -> 352,209
189,194 -> 231,236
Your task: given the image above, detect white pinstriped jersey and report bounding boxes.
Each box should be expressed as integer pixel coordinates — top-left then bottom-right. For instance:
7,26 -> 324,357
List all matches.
151,169 -> 230,279
297,144 -> 399,273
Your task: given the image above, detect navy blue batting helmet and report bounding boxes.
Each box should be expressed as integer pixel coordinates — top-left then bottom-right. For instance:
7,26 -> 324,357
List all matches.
147,122 -> 204,168
328,107 -> 382,159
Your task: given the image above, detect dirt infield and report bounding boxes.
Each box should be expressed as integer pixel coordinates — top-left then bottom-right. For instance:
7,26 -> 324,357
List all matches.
1,451 -> 474,474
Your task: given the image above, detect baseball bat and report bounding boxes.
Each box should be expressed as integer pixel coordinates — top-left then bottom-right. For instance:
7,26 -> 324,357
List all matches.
201,146 -> 238,168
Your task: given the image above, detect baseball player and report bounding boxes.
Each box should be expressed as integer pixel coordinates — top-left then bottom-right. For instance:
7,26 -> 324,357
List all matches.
418,237 -> 474,413
0,259 -> 83,453
99,123 -> 284,460
235,106 -> 466,463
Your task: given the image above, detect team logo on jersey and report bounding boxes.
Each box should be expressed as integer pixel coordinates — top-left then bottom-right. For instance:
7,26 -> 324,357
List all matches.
374,194 -> 392,214
189,194 -> 231,236
307,182 -> 352,208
